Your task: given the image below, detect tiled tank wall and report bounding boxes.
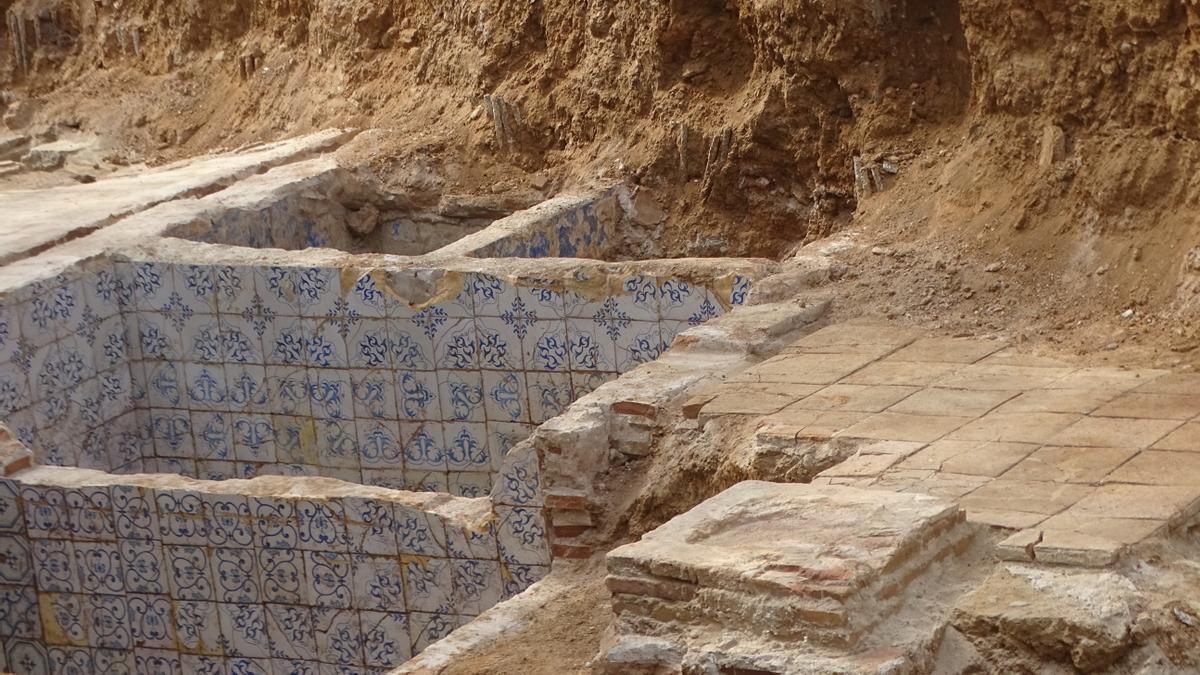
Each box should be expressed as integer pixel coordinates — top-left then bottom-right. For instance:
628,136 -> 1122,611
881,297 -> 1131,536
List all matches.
0,255 -> 753,496
188,204 -> 492,257
0,441 -> 547,674
431,188 -> 625,260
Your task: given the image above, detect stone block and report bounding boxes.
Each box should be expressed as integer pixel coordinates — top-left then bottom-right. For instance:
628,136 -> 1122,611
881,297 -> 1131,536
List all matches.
606,482 -> 970,648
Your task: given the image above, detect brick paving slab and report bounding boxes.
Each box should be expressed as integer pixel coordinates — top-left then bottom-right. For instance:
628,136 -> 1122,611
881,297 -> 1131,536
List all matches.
785,384 -> 920,413
887,337 -> 1007,364
947,412 -> 1082,444
693,322 -> 1200,566
1066,484 -> 1200,524
841,360 -> 963,386
1135,372 -> 1200,395
1105,451 -> 1200,486
958,480 -> 1093,517
896,440 -> 1039,477
994,388 -> 1123,414
1001,445 -> 1139,484
1049,416 -> 1181,448
977,350 -> 1075,368
899,472 -> 991,498
1045,367 -> 1167,391
1092,392 -> 1200,420
889,388 -> 1017,417
1152,422 -> 1200,452
936,365 -> 1075,391
838,412 -> 974,443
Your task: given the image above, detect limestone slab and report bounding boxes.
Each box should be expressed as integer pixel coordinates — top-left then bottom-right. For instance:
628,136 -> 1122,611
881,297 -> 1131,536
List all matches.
818,453 -> 904,478
1035,513 -> 1166,545
900,472 -> 991,499
755,410 -> 873,443
701,383 -> 819,416
953,567 -> 1137,671
995,528 -> 1125,567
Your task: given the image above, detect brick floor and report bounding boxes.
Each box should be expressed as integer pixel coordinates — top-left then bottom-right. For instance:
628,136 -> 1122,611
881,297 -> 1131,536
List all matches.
694,322 -> 1200,567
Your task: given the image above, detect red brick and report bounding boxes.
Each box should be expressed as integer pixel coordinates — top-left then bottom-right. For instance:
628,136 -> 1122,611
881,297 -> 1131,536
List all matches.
612,400 -> 659,418
552,525 -> 590,538
552,543 -> 592,559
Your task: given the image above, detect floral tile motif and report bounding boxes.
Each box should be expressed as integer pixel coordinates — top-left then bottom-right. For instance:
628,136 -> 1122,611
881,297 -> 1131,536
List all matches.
0,255 -> 755,668
247,539 -> 301,603
361,610 -> 412,667
355,420 -> 403,470
310,607 -> 363,666
220,603 -> 271,658
495,506 -> 551,566
0,584 -> 40,638
0,536 -> 31,586
266,602 -> 317,661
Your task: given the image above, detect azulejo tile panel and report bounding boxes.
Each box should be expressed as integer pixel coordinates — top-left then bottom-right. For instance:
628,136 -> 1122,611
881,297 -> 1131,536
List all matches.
0,252 -> 758,673
0,256 -> 753,495
0,476 -> 544,674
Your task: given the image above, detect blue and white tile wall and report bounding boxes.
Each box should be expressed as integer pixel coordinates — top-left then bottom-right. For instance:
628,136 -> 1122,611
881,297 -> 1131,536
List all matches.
0,262 -> 144,475
0,471 -> 548,675
466,190 -> 623,259
184,202 -> 353,252
0,256 -> 750,497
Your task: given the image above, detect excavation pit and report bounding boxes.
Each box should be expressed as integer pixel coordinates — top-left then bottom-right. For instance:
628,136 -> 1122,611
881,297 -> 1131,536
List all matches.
0,136 -> 778,674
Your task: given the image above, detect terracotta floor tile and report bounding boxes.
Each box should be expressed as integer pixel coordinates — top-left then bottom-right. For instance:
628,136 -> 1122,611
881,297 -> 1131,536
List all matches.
1105,451 -> 1200,486
888,388 -> 1017,417
897,440 -> 1038,477
1000,446 -> 1139,483
936,365 -> 1075,391
1091,392 -> 1200,420
735,352 -> 879,386
1044,367 -> 1168,391
837,412 -> 973,443
841,361 -> 963,387
993,388 -> 1122,415
786,384 -> 920,413
947,412 -> 1081,444
1049,416 -> 1180,448
1067,484 -> 1200,523
886,337 -> 1006,364
1153,422 -> 1200,453
958,480 -> 1092,515
1134,372 -> 1200,395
